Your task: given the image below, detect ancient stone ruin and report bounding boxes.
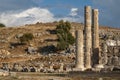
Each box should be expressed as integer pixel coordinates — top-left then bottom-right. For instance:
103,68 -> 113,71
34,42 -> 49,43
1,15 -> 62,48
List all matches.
84,6 -> 92,69
0,6 -> 120,74
75,30 -> 84,71
75,6 -> 120,71
75,6 -> 99,71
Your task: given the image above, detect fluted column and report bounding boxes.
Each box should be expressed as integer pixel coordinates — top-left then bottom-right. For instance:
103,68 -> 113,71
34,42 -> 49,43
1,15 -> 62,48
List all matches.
75,30 -> 84,70
84,6 -> 92,69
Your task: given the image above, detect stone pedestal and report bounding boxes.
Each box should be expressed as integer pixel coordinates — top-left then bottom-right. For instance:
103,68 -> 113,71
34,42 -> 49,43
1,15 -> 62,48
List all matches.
72,68 -> 85,71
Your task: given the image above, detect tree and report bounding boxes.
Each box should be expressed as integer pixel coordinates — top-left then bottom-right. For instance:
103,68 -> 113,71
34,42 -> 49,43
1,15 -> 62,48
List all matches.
20,33 -> 34,44
0,23 -> 6,27
56,20 -> 75,50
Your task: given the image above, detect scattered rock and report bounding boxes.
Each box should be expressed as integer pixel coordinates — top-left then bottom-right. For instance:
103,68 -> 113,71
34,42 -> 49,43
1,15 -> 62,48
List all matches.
27,46 -> 37,54
0,49 -> 10,55
0,69 -> 9,76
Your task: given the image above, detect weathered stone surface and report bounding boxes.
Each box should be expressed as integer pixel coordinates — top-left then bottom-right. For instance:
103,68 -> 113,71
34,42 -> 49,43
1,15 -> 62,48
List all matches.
75,30 -> 84,70
108,47 -> 114,55
0,69 -> 9,76
107,46 -> 120,56
84,6 -> 92,69
100,45 -> 120,68
16,34 -> 23,38
102,43 -> 108,53
103,65 -> 114,71
59,63 -> 64,72
27,46 -> 37,54
107,56 -> 112,66
0,49 -> 10,55
30,67 -> 36,72
116,40 -> 120,46
106,39 -> 116,46
92,9 -> 99,49
113,47 -> 120,55
92,9 -> 100,65
111,56 -> 119,66
101,54 -> 108,65
92,64 -> 104,72
48,64 -> 54,72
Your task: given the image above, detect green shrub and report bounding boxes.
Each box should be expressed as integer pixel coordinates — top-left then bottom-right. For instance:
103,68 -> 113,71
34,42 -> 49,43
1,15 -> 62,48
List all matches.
56,20 -> 75,50
20,33 -> 34,43
0,23 -> 6,27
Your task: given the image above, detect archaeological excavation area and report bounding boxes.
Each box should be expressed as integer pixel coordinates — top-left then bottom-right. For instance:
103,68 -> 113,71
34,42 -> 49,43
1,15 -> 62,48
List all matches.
0,6 -> 120,77
75,6 -> 120,72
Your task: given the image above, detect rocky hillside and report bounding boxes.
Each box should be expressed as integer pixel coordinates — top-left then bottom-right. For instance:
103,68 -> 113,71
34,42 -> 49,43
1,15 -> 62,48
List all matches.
0,22 -> 83,55
0,22 -> 119,64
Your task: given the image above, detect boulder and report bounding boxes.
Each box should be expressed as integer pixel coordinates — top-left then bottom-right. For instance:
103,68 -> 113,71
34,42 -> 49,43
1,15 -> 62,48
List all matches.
16,34 -> 23,38
106,39 -> 116,46
92,64 -> 104,72
112,56 -> 119,66
0,69 -> 9,76
27,46 -> 37,54
0,49 -> 10,55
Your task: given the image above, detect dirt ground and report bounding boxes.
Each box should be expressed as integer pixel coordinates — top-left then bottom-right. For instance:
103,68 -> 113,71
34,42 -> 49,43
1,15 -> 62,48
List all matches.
0,76 -> 71,80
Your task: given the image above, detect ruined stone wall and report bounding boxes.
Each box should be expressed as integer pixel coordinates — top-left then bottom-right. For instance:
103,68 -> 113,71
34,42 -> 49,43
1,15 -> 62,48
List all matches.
107,46 -> 120,56
101,46 -> 120,66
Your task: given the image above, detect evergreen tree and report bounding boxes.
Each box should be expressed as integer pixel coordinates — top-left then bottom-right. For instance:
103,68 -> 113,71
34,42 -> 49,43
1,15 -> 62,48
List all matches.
56,20 -> 75,50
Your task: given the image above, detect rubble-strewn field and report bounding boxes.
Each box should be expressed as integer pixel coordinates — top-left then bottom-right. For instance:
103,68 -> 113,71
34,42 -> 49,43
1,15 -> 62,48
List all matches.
0,22 -> 120,74
0,22 -> 82,66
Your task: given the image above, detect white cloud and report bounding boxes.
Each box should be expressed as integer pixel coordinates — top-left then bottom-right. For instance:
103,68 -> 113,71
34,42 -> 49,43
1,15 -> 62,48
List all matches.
57,17 -> 80,23
0,7 -> 55,27
70,8 -> 78,16
0,7 -> 83,27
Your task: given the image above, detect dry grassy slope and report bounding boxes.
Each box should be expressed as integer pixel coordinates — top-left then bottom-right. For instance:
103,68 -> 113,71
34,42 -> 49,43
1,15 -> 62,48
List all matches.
0,23 -> 57,54
0,22 -> 120,63
0,22 -> 120,54
0,22 -> 83,55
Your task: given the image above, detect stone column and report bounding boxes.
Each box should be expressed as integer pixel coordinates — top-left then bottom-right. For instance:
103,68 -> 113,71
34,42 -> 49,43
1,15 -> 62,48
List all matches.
92,9 -> 99,48
92,9 -> 100,65
84,6 -> 92,69
103,43 -> 108,64
75,30 -> 84,70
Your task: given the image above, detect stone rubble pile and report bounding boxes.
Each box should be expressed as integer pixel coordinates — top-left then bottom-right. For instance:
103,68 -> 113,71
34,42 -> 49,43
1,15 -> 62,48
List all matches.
75,6 -> 120,72
0,62 -> 72,73
0,49 -> 10,55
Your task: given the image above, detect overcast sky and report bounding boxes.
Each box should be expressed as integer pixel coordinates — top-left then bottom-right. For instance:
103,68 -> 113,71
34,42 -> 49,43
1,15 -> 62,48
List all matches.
0,0 -> 119,28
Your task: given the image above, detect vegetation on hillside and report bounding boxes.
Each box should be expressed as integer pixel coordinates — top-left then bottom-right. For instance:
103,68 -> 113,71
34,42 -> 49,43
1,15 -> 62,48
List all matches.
20,33 -> 34,44
56,20 -> 75,50
0,23 -> 6,27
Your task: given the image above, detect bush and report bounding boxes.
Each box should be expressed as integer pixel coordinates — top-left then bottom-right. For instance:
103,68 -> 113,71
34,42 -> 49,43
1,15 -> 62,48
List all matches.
0,23 -> 6,27
20,33 -> 33,43
56,20 -> 75,50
